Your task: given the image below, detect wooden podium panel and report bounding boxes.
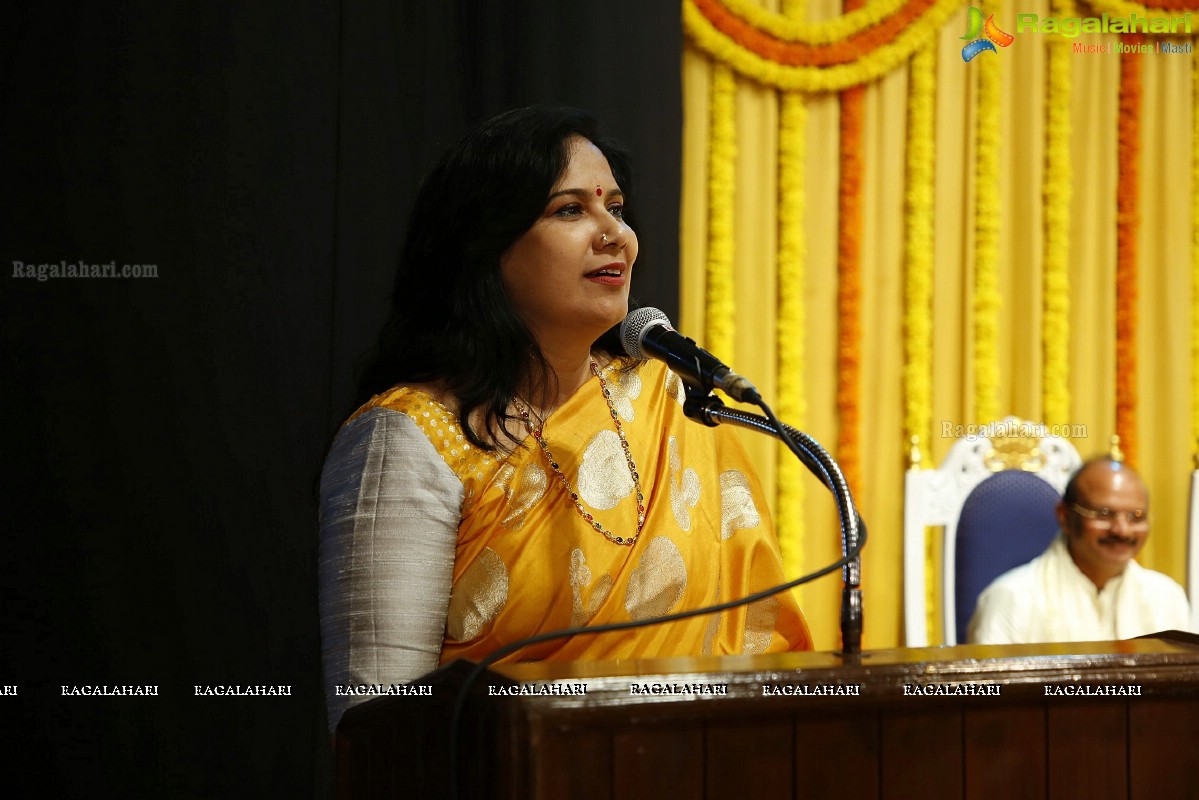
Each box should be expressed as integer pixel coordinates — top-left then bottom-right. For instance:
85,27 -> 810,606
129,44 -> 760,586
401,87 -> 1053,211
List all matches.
335,633 -> 1199,799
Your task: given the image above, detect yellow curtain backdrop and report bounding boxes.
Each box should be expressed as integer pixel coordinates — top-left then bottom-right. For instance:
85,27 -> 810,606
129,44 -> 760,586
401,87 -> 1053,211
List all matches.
682,0 -> 1197,650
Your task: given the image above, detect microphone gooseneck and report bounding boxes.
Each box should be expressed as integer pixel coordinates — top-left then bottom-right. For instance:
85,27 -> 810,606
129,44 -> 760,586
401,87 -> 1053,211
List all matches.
619,306 -> 863,653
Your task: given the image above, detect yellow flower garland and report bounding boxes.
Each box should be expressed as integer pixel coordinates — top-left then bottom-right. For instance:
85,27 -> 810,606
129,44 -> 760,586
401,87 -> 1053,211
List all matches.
1043,0 -> 1074,429
973,4 -> 1003,426
776,93 -> 806,580
706,64 -> 737,363
903,42 -> 938,642
683,0 -> 965,93
1193,49 -> 1199,453
904,43 -> 935,460
1081,0 -> 1199,20
774,0 -> 807,588
710,0 -> 909,44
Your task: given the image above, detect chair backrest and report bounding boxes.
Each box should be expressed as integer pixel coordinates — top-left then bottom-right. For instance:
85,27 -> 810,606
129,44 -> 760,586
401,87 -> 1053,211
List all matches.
954,471 -> 1062,644
903,416 -> 1081,646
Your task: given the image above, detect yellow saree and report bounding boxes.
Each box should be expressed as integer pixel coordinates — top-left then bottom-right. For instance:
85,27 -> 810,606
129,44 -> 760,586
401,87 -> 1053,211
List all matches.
362,359 -> 812,666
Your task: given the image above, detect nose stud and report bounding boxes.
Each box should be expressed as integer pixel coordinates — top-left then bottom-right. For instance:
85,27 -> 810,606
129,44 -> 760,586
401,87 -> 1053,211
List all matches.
601,233 -> 609,245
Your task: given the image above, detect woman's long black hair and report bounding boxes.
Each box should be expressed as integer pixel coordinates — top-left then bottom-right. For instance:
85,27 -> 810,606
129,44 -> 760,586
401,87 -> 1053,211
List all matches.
358,106 -> 635,451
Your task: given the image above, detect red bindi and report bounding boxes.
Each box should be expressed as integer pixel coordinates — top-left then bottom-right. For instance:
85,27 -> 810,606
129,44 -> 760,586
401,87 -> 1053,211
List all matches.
596,186 -> 603,196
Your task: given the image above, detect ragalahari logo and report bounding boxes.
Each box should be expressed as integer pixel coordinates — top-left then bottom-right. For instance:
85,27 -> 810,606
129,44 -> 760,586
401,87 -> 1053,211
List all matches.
961,6 -> 1015,62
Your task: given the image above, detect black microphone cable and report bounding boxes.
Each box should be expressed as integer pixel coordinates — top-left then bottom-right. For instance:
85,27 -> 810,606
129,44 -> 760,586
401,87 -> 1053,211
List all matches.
446,480 -> 867,800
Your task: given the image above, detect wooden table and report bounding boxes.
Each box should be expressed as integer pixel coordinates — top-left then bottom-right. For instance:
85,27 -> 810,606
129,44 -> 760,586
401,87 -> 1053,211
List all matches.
335,632 -> 1199,799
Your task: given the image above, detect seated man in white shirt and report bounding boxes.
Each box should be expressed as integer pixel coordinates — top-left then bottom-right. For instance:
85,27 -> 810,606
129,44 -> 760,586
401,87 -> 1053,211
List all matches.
967,457 -> 1190,644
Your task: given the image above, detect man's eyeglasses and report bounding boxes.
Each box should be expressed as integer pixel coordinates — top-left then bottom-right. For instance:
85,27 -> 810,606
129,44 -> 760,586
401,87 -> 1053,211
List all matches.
1068,503 -> 1149,529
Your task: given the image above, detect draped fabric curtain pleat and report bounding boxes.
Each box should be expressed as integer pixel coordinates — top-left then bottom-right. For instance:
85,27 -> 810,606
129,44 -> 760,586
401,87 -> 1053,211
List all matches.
682,0 -> 1198,649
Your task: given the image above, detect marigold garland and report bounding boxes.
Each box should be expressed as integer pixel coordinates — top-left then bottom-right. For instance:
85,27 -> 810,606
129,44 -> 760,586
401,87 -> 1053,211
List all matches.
1043,0 -> 1074,429
777,93 -> 807,577
836,4 -> 865,501
904,43 -> 935,464
775,7 -> 807,579
706,64 -> 737,366
1193,47 -> 1199,453
903,42 -> 938,642
1081,0 -> 1199,17
973,10 -> 1003,427
1115,35 -> 1142,467
683,0 -> 965,93
714,0 -> 908,43
693,0 -> 938,67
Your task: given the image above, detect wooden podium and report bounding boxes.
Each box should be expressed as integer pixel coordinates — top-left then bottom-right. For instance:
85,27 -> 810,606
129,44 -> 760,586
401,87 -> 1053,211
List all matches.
335,633 -> 1199,799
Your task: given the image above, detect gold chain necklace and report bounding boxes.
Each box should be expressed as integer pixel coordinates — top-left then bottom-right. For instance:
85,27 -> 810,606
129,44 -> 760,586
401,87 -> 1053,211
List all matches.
512,361 -> 646,546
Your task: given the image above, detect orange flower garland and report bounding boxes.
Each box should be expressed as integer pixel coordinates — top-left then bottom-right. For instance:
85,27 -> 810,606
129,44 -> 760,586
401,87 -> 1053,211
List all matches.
715,0 -> 908,42
1115,34 -> 1142,466
683,0 -> 964,92
837,0 -> 866,501
692,0 -> 938,67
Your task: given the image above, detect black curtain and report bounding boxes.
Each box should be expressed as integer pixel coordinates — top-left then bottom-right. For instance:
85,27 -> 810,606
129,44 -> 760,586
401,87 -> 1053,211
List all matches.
330,1 -> 683,425
0,2 -> 680,797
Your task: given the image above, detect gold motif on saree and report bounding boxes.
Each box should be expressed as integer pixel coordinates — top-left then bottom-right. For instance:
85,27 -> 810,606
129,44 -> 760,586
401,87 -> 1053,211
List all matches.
664,369 -> 686,405
702,574 -> 721,655
577,429 -> 635,510
719,469 -> 760,540
625,537 -> 687,621
669,437 -> 701,531
742,596 -> 779,654
605,368 -> 643,421
569,548 -> 613,627
496,462 -> 548,530
446,547 -> 508,642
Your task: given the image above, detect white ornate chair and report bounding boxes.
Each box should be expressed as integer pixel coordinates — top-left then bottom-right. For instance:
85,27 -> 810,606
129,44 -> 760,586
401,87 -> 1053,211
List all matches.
903,416 -> 1082,646
1189,467 -> 1199,632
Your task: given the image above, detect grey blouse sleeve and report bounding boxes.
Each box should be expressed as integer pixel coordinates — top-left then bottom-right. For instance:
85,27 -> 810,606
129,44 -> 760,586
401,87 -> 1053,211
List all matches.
318,407 -> 462,730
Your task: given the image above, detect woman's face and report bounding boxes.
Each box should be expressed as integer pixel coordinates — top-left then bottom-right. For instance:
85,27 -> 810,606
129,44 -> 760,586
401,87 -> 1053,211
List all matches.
500,136 -> 638,350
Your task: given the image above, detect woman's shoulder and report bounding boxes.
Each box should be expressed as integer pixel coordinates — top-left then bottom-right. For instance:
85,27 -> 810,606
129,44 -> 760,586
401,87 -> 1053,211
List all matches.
335,383 -> 503,488
346,381 -> 459,426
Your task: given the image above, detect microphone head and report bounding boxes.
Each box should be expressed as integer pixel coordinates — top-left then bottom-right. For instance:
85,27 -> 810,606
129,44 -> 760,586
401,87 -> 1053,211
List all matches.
619,307 -> 672,358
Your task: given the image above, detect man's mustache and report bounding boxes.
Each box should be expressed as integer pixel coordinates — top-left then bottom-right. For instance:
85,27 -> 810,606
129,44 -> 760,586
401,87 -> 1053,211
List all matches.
1098,533 -> 1139,547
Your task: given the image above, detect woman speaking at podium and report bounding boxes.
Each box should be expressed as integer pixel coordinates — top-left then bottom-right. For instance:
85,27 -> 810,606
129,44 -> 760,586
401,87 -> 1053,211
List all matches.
318,106 -> 811,729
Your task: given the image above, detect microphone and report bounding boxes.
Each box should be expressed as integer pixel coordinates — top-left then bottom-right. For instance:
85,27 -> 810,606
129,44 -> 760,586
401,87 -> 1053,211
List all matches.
619,307 -> 761,403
